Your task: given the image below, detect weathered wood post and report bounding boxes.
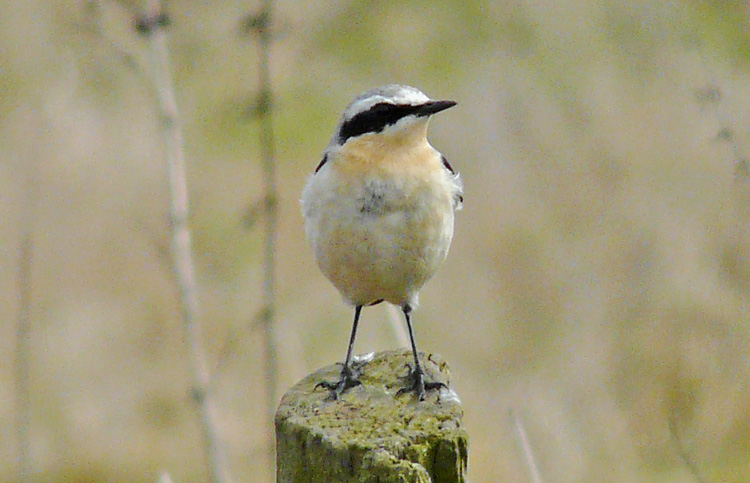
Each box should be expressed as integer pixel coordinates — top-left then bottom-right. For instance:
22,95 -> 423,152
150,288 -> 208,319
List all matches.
275,349 -> 468,482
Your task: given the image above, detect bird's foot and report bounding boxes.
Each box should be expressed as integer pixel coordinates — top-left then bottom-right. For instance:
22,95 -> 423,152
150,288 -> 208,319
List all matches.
316,367 -> 361,400
397,364 -> 447,401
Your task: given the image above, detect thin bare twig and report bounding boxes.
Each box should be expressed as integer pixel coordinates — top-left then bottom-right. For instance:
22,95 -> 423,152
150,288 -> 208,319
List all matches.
258,0 -> 279,420
78,1 -> 147,81
668,413 -> 707,483
138,3 -> 232,482
510,409 -> 543,483
244,0 -> 279,461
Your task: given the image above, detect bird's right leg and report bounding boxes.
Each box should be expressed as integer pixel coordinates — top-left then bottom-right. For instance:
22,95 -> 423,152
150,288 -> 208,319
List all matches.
316,305 -> 363,399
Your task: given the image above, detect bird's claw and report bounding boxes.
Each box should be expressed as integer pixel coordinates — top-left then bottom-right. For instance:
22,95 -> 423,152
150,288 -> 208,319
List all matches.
396,366 -> 447,401
315,369 -> 361,400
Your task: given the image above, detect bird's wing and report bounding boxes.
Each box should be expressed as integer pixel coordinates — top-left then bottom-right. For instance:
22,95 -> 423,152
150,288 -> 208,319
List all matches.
442,155 -> 464,207
314,153 -> 329,173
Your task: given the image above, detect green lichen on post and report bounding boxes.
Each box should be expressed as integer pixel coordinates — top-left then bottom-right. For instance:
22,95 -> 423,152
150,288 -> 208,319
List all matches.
275,349 -> 468,483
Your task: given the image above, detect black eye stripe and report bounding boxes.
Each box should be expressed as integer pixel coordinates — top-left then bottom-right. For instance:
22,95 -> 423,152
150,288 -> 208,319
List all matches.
338,103 -> 420,144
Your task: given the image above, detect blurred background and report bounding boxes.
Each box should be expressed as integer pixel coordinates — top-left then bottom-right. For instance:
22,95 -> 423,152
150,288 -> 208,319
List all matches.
3,1 -> 750,481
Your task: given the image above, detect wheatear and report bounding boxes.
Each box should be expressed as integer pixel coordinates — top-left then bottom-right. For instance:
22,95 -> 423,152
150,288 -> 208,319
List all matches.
301,84 -> 462,400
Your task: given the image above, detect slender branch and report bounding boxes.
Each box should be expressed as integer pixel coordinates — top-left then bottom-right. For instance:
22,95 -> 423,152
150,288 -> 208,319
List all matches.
138,3 -> 232,482
258,6 -> 279,475
78,1 -> 147,81
510,409 -> 543,483
245,0 -> 279,459
668,413 -> 706,483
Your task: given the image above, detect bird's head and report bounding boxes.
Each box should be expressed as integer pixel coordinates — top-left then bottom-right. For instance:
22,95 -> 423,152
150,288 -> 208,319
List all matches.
331,84 -> 456,147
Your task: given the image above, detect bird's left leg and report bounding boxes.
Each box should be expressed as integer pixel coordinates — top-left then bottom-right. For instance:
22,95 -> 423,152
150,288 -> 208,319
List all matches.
397,304 -> 447,400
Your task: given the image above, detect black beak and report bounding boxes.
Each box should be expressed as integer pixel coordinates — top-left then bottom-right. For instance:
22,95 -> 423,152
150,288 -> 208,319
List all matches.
416,100 -> 457,117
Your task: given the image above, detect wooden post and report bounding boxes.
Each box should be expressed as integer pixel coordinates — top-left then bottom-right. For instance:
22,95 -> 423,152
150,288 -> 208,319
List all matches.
275,349 -> 468,483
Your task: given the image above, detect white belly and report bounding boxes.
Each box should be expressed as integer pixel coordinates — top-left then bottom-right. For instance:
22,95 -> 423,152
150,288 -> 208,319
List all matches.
302,167 -> 456,308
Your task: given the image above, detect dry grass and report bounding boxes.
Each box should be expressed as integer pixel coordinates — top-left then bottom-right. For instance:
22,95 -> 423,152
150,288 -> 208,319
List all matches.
2,1 -> 750,481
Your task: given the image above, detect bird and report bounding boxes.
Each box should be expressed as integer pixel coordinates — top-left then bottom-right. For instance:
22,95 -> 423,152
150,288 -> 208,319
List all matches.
301,84 -> 463,400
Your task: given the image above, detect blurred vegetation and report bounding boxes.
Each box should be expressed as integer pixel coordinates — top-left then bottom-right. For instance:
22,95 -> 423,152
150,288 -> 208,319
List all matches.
2,0 -> 750,482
